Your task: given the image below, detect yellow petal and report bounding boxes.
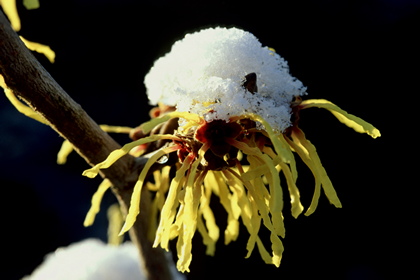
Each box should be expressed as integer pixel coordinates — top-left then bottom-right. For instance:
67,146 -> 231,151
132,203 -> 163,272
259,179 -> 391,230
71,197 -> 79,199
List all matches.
263,146 -> 303,218
119,146 -> 176,235
140,111 -> 203,135
152,166 -> 171,206
176,188 -> 200,272
99,124 -> 132,134
176,226 -> 192,273
279,161 -> 303,218
154,157 -> 192,250
107,203 -> 124,246
247,153 -> 285,238
222,169 -> 257,256
2,75 -> 48,124
82,134 -> 179,178
198,177 -> 220,255
197,206 -> 219,255
285,135 -> 322,215
23,0 -> 40,10
0,0 -> 21,31
57,140 -> 74,164
148,167 -> 171,242
245,197 -> 262,258
269,232 -> 284,267
241,163 -> 267,181
226,168 -> 284,263
289,128 -> 342,215
20,36 -> 56,63
176,146 -> 208,272
206,171 -> 240,244
4,88 -> 47,124
261,153 -> 285,237
255,237 -> 273,264
83,179 -> 112,227
57,125 -> 131,166
229,139 -> 286,237
247,113 -> 297,170
301,99 -> 381,138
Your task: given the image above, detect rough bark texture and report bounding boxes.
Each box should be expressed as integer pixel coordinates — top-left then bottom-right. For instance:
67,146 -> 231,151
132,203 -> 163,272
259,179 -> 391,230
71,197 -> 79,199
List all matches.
0,10 -> 171,280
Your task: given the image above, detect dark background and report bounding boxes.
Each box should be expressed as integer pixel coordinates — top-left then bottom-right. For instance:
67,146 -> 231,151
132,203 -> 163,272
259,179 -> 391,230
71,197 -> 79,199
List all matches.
1,0 -> 417,279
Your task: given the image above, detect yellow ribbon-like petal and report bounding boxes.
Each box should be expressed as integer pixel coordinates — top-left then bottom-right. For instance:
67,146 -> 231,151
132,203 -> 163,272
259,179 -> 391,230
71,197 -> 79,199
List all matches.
148,166 -> 171,241
2,75 -> 49,125
140,111 -> 203,135
248,113 -> 296,164
222,169 -> 259,258
263,146 -> 304,218
229,139 -> 286,237
107,203 -> 124,246
23,0 -> 40,10
119,146 -> 178,235
176,145 -> 208,272
99,124 -> 132,134
197,189 -> 219,255
0,0 -> 54,62
20,36 -> 56,63
57,140 -> 74,164
83,179 -> 112,227
198,173 -> 220,255
154,156 -> 193,251
226,168 -> 284,266
57,125 -> 132,165
206,170 -> 240,244
0,0 -> 21,31
82,134 -> 179,178
288,128 -> 342,215
0,0 -> 41,31
269,232 -> 284,267
301,99 -> 381,138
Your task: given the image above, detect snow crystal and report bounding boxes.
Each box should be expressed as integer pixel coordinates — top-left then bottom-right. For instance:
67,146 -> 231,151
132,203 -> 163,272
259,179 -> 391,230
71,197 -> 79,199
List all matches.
144,27 -> 307,132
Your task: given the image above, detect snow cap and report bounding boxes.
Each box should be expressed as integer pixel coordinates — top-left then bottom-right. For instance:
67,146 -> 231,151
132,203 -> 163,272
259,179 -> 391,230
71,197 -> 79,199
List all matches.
144,27 -> 307,132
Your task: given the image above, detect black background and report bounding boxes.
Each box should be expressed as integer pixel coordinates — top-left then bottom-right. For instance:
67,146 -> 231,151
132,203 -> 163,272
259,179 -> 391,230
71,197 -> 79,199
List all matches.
1,0 -> 417,279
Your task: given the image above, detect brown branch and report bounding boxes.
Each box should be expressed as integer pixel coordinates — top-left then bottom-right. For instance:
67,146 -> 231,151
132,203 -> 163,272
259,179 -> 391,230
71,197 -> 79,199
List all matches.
0,10 -> 172,280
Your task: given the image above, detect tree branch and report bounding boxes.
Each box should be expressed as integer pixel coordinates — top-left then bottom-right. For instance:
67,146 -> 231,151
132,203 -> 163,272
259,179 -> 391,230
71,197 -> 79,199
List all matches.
0,10 -> 171,280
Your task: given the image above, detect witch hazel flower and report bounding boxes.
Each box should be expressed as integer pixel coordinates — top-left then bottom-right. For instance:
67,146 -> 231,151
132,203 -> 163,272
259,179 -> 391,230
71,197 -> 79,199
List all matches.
82,27 -> 380,273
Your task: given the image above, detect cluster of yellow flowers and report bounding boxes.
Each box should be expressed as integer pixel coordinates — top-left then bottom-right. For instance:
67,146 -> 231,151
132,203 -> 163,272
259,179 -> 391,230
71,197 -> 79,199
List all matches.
1,4 -> 380,273
82,98 -> 379,272
81,28 -> 380,272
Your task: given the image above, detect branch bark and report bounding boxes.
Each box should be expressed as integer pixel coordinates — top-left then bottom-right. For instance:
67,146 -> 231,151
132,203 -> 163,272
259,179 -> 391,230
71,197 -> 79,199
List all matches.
0,10 -> 171,280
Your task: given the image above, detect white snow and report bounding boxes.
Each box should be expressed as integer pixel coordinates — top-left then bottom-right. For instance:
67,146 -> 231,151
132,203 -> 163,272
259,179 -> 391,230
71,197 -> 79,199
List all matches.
144,27 -> 307,132
23,239 -> 185,280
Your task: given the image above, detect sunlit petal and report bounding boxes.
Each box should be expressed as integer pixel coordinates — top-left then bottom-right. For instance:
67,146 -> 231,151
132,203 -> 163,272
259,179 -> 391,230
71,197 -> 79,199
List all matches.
2,75 -> 48,124
82,135 -> 179,178
23,0 -> 40,10
263,146 -> 304,218
83,179 -> 112,227
74,27 -> 381,273
0,0 -> 21,31
119,146 -> 179,235
107,203 -> 124,245
206,171 -> 240,244
57,140 -> 74,165
99,125 -> 133,134
20,36 -> 56,63
154,157 -> 193,251
301,99 -> 381,138
198,175 -> 220,255
290,128 -> 342,215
